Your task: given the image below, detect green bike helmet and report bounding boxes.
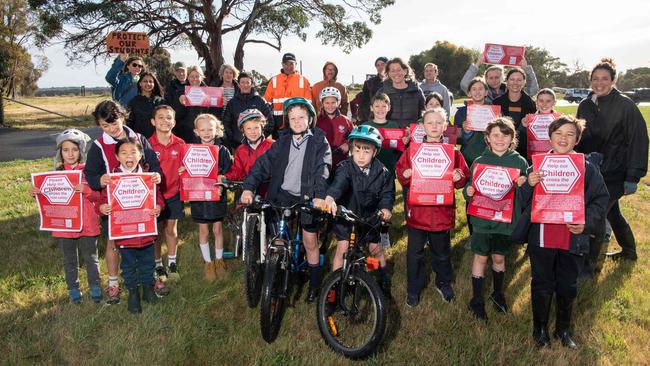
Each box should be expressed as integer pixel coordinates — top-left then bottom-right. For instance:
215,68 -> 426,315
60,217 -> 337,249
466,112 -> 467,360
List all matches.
348,125 -> 383,151
283,97 -> 317,128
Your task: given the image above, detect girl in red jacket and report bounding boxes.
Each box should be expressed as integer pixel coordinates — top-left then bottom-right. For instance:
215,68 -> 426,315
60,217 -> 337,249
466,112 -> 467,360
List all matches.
223,109 -> 274,183
99,138 -> 164,314
396,107 -> 470,307
30,129 -> 102,304
315,86 -> 353,170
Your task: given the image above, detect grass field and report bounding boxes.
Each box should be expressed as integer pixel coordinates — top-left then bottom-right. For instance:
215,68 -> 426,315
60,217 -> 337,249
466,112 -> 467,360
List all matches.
1,106 -> 649,365
3,95 -> 107,129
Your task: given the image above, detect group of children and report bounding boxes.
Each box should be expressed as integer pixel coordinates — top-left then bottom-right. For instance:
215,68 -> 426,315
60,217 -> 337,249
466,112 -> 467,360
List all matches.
33,71 -> 608,349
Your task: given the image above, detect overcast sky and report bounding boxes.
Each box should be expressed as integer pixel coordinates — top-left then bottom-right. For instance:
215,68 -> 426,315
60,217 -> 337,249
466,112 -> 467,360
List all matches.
37,0 -> 650,88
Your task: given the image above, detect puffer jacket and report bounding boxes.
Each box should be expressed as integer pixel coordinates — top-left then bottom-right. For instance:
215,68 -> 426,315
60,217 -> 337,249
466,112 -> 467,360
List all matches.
127,94 -> 166,138
377,80 -> 425,128
222,90 -> 274,148
326,158 -> 395,214
174,81 -> 220,144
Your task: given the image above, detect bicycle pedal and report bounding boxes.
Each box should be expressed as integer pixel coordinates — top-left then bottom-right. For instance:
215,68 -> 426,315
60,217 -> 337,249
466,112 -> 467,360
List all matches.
223,251 -> 235,259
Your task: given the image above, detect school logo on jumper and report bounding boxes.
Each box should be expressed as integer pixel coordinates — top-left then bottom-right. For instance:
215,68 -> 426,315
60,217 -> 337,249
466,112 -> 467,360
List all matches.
528,114 -> 556,140
183,145 -> 216,177
485,44 -> 506,64
412,144 -> 451,178
538,156 -> 581,193
40,175 -> 75,205
475,167 -> 514,200
113,176 -> 150,209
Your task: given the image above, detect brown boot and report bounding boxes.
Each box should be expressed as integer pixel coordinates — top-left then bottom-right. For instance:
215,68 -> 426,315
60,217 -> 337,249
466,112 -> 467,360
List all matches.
204,261 -> 216,282
214,259 -> 226,279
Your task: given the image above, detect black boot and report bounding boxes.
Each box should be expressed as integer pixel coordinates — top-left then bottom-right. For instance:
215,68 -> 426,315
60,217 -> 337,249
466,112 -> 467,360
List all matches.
606,225 -> 638,261
531,291 -> 552,348
554,295 -> 578,349
468,276 -> 487,321
142,285 -> 159,304
306,264 -> 321,304
584,235 -> 605,278
127,287 -> 142,314
489,269 -> 508,313
378,266 -> 392,298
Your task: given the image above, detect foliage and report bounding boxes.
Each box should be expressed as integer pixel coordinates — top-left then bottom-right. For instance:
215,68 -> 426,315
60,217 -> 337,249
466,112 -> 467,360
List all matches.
408,41 -> 479,95
618,67 -> 650,91
142,48 -> 172,92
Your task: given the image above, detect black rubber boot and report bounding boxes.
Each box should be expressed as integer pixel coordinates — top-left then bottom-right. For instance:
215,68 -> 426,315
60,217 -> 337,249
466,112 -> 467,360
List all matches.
142,285 -> 159,304
554,295 -> 578,349
531,291 -> 552,348
468,276 -> 487,321
489,269 -> 508,313
306,264 -> 321,304
584,235 -> 605,278
127,287 -> 142,314
606,224 -> 638,261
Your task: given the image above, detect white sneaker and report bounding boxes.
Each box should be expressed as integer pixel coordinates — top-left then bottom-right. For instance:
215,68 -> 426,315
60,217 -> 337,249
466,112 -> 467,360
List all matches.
380,232 -> 390,249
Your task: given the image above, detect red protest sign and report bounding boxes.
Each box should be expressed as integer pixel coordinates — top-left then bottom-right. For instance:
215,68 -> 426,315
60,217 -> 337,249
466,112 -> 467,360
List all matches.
483,43 -> 526,66
531,153 -> 585,224
180,144 -> 220,201
32,171 -> 83,232
408,142 -> 455,206
466,105 -> 501,132
378,128 -> 406,151
108,173 -> 157,240
184,86 -> 224,107
526,113 -> 562,158
409,123 -> 458,145
468,164 -> 520,223
106,31 -> 150,55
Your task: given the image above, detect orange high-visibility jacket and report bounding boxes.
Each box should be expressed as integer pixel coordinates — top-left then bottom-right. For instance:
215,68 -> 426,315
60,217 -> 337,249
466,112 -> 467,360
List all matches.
264,71 -> 312,123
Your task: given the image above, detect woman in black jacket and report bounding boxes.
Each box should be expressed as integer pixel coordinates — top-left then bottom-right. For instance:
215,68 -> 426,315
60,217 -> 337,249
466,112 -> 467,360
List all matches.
576,58 -> 648,263
126,71 -> 165,138
376,58 -> 425,128
175,66 -> 219,143
212,64 -> 241,120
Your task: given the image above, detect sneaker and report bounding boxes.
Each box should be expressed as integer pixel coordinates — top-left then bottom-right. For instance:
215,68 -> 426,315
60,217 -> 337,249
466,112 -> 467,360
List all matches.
90,287 -> 103,303
406,293 -> 420,308
380,232 -> 391,249
154,278 -> 170,297
305,287 -> 319,304
155,266 -> 168,282
489,292 -> 508,313
168,262 -> 180,282
69,288 -> 83,304
214,259 -> 226,279
106,284 -> 121,305
468,298 -> 488,321
436,283 -> 455,303
204,261 -> 216,282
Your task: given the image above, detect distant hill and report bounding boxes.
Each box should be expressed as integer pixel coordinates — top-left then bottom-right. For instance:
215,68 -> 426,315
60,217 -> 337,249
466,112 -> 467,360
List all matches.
35,86 -> 111,97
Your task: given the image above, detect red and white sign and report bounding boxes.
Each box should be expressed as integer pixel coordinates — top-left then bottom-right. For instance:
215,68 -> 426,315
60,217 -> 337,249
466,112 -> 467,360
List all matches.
378,128 -> 406,151
526,113 -> 561,158
532,153 -> 585,224
483,43 -> 526,66
408,143 -> 455,206
468,164 -> 520,223
108,173 -> 157,240
32,171 -> 83,232
180,144 -> 220,201
183,86 -> 224,107
409,123 -> 459,145
466,105 -> 501,132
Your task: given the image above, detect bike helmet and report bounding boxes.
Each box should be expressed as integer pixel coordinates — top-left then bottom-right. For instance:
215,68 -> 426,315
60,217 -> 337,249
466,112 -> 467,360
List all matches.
283,97 -> 317,128
237,108 -> 265,129
347,125 -> 383,151
319,86 -> 341,102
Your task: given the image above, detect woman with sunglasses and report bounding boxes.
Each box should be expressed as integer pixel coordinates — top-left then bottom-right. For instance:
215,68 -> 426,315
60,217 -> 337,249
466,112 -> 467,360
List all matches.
105,53 -> 146,107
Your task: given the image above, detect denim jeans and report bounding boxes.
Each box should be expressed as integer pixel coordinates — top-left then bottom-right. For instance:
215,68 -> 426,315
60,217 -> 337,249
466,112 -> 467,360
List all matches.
118,243 -> 155,289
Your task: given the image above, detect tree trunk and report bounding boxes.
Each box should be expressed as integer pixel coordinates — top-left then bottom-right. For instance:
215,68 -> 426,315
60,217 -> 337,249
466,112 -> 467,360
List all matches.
0,88 -> 5,127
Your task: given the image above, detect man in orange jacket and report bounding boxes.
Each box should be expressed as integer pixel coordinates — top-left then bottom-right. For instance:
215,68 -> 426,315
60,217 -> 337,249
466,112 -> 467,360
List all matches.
264,53 -> 312,137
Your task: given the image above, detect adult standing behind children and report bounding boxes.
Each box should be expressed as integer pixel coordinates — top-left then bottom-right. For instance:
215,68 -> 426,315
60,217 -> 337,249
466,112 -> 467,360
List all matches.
126,71 -> 165,138
576,58 -> 648,263
175,66 -> 219,143
460,54 -> 539,103
377,57 -> 425,128
106,53 -> 145,107
222,71 -> 274,149
213,64 -> 240,119
165,62 -> 187,116
358,57 -> 387,122
419,63 -> 452,118
311,61 -> 350,116
264,53 -> 312,137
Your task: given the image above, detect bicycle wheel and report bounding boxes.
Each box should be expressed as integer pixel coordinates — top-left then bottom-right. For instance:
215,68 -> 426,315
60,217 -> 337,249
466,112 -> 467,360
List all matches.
260,251 -> 287,343
316,268 -> 387,359
244,215 -> 263,308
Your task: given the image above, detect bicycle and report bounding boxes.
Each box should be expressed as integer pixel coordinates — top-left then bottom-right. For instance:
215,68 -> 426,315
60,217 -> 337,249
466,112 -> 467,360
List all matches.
241,195 -> 268,308
315,206 -> 388,359
216,180 -> 244,260
256,198 -> 325,343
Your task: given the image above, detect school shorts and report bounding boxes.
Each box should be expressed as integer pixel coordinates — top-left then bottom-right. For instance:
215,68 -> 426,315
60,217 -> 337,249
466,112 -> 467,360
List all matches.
159,193 -> 185,221
470,233 -> 512,256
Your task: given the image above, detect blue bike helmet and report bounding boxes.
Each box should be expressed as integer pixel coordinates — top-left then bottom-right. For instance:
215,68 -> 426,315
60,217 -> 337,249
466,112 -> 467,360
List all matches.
348,125 -> 383,151
283,97 -> 317,128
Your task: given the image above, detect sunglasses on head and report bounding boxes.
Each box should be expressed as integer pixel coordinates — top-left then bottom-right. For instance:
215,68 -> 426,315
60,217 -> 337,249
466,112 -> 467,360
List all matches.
131,63 -> 144,68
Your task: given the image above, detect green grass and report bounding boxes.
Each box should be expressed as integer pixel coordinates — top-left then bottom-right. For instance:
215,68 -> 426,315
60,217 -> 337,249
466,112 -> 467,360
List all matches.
1,108 -> 649,365
3,95 -> 107,129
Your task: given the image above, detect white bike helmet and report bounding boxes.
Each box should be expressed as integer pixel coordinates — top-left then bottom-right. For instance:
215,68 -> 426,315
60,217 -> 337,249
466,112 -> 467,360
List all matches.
319,86 -> 341,102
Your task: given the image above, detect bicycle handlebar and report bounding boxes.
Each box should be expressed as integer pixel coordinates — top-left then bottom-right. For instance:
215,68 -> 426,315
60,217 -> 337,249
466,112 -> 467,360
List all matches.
336,205 -> 384,226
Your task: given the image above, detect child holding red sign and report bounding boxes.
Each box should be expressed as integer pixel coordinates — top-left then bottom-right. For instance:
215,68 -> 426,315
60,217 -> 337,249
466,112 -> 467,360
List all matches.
463,117 -> 528,320
148,105 -> 185,283
512,116 -> 609,349
521,88 -> 560,161
181,114 -> 232,282
396,107 -> 469,307
30,129 -> 102,304
99,138 -> 165,314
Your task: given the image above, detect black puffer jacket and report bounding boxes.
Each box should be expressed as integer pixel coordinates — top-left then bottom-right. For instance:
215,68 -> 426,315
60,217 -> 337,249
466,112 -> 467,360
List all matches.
359,74 -> 384,122
512,153 -> 610,254
326,158 -> 395,214
165,78 -> 186,116
222,90 -> 274,148
243,128 -> 332,201
576,88 -> 648,196
377,80 -> 425,128
126,94 -> 166,138
174,82 -> 219,144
